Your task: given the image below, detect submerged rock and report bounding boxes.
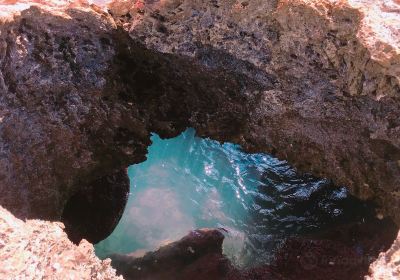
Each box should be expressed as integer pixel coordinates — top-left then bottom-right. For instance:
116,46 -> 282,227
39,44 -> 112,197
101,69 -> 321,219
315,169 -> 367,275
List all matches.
108,218 -> 397,280
110,228 -> 233,280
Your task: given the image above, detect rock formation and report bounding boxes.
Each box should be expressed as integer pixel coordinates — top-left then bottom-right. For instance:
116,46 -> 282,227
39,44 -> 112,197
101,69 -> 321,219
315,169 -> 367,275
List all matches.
0,0 -> 262,243
109,218 -> 398,280
0,0 -> 399,279
0,206 -> 121,279
110,228 -> 234,280
109,0 -> 400,221
367,231 -> 400,280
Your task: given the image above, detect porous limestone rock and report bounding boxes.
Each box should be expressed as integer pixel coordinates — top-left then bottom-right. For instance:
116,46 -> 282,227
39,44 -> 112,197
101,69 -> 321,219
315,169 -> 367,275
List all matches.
0,0 -> 260,243
1,0 -> 399,239
0,0 -> 128,241
367,232 -> 400,280
109,0 -> 400,221
0,0 -> 399,279
0,206 -> 122,280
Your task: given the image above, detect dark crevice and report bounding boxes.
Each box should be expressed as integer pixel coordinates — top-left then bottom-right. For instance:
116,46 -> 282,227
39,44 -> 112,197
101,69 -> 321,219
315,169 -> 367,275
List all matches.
61,169 -> 129,244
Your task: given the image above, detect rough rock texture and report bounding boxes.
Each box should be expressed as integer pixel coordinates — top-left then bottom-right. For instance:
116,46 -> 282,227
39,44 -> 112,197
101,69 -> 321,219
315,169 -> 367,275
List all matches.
0,0 -> 399,279
0,1 -> 129,242
0,0 -> 399,237
367,232 -> 400,280
0,0 -> 263,243
109,0 -> 400,221
269,218 -> 398,280
0,206 -> 122,279
0,0 -> 399,238
109,228 -> 284,280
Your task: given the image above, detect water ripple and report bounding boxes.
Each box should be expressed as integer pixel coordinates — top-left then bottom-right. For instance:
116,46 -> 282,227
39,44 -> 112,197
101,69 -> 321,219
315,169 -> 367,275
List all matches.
95,128 -> 374,268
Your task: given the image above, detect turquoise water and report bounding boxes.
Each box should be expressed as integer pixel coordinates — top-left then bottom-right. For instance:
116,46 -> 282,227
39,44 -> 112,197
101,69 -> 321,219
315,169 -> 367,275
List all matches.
95,129 -> 372,267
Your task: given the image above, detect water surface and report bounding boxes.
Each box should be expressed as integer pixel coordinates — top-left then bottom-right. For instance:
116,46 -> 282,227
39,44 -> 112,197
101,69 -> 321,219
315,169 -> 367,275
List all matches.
95,129 -> 373,267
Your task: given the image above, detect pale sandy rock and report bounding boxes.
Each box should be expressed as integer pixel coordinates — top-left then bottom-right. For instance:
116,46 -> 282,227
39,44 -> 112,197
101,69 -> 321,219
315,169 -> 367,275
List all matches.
0,206 -> 123,280
288,0 -> 400,88
347,0 -> 400,81
367,232 -> 400,280
275,0 -> 400,98
0,0 -> 93,19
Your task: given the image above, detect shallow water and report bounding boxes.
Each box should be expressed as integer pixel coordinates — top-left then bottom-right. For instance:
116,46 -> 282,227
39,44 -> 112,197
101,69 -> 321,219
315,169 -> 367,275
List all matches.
95,128 -> 374,267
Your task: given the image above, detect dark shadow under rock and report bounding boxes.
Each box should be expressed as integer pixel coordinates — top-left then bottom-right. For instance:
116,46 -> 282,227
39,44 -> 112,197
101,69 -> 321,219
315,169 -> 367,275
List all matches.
265,218 -> 398,280
61,169 -> 129,244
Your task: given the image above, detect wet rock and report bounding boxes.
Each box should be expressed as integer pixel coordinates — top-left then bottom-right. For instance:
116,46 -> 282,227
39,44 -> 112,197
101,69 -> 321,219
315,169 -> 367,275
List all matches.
109,218 -> 397,280
225,217 -> 397,280
110,229 -> 233,280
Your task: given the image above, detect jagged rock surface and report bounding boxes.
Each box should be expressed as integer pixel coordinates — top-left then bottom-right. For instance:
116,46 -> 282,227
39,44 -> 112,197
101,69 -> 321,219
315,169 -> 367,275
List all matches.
0,0 -> 399,279
0,0 -> 262,243
110,0 -> 400,221
0,1 -> 129,242
367,232 -> 400,280
0,206 -> 122,280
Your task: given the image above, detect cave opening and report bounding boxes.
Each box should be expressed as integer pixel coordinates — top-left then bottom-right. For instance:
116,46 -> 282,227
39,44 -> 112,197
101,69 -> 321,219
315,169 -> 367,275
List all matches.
90,128 -> 397,278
